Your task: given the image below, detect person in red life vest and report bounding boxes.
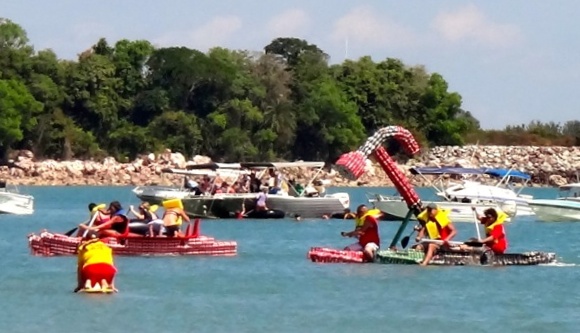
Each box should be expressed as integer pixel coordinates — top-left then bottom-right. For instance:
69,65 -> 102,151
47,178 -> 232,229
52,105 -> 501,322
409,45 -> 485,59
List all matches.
470,207 -> 508,254
340,204 -> 380,261
415,203 -> 457,266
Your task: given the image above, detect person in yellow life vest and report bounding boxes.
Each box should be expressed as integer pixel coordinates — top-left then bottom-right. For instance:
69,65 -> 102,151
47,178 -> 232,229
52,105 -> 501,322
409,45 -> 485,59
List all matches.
354,208 -> 383,228
467,207 -> 508,254
74,235 -> 118,293
415,203 -> 457,266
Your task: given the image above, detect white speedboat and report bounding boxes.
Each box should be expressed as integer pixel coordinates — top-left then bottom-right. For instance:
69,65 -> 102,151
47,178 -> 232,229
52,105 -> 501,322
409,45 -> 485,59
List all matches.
369,193 -> 516,223
529,183 -> 580,222
369,166 -> 535,222
0,180 -> 34,215
427,167 -> 535,216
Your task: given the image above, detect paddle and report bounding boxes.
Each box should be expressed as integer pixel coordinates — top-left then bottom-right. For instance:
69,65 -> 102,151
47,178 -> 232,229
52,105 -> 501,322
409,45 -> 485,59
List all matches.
64,225 -> 82,237
64,212 -> 98,237
417,238 -> 484,247
400,226 -> 420,249
82,212 -> 99,238
472,208 -> 482,239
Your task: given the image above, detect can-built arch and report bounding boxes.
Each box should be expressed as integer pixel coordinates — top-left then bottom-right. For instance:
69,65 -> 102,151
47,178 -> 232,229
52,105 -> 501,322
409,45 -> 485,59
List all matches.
335,126 -> 423,213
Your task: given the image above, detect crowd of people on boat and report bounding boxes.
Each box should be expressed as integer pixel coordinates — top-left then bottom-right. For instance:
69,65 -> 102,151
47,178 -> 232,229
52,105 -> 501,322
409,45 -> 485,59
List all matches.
339,202 -> 509,265
182,168 -> 327,198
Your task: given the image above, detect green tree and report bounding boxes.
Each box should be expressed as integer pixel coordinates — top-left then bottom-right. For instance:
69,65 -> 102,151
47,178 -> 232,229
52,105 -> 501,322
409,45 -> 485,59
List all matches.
264,37 -> 328,68
0,79 -> 42,160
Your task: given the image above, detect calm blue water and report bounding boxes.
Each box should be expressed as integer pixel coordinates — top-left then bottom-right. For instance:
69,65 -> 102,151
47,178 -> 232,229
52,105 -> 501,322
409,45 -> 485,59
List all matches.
1,186 -> 579,333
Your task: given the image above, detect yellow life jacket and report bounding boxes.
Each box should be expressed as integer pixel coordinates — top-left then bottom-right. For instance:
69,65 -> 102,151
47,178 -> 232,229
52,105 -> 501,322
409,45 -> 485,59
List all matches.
417,208 -> 451,240
91,203 -> 106,214
485,210 -> 507,235
281,180 -> 289,193
77,239 -> 114,268
162,199 -> 184,226
355,209 -> 383,228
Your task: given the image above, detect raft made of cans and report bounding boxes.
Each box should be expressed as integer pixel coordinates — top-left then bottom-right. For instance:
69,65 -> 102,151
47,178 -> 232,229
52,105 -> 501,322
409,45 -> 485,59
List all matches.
307,247 -> 557,266
28,219 -> 237,257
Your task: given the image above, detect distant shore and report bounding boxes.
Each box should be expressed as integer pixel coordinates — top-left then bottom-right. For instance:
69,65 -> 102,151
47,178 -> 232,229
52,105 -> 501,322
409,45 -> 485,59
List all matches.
1,146 -> 578,188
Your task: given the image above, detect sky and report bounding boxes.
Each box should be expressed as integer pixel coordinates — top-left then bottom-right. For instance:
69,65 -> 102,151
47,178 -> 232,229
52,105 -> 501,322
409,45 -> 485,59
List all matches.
2,0 -> 579,129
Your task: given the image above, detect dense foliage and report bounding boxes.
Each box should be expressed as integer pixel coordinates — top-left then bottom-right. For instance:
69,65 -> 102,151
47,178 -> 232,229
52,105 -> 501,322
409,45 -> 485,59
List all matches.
0,19 -> 577,163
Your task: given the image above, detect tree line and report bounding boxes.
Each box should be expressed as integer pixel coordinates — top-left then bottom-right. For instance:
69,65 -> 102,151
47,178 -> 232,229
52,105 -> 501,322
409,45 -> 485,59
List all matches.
0,18 -> 577,164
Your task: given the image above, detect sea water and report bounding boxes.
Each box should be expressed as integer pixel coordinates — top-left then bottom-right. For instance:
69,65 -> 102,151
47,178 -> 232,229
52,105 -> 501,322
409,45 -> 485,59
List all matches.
0,186 -> 578,333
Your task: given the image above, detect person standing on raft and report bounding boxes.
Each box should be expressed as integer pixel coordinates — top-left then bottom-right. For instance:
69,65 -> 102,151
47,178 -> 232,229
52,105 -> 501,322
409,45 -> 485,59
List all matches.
74,235 -> 118,293
341,204 -> 380,261
467,207 -> 508,254
415,203 -> 457,266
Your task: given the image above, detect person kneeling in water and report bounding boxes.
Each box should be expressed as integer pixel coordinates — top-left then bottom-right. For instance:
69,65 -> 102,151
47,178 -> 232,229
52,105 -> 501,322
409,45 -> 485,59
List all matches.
74,235 -> 118,292
340,204 -> 380,261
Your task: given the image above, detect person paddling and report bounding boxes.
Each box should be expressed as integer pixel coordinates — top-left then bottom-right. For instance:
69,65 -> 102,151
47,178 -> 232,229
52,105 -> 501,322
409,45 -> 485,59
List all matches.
468,207 -> 509,254
78,201 -> 129,238
74,235 -> 118,293
340,204 -> 380,261
415,203 -> 457,266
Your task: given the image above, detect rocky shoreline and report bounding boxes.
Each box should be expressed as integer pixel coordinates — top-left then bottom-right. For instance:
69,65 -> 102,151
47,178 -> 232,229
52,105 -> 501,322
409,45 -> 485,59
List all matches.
1,146 -> 579,188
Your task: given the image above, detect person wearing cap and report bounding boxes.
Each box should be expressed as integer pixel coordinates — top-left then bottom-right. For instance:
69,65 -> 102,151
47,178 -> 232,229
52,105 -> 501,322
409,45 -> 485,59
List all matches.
468,207 -> 508,254
74,235 -> 118,293
341,204 -> 381,261
415,203 -> 457,266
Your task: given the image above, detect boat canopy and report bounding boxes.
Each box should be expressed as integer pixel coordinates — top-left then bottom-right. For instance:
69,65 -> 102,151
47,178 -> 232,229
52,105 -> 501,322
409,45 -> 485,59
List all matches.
240,162 -> 325,169
483,168 -> 531,180
409,166 -> 531,180
161,168 -> 219,176
185,163 -> 242,170
409,167 -> 485,176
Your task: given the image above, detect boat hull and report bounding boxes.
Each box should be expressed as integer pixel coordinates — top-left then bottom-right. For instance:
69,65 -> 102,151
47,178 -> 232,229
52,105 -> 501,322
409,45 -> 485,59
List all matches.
28,232 -> 237,257
529,199 -> 580,222
307,247 -> 557,266
139,190 -> 350,219
0,192 -> 34,215
243,193 -> 349,219
372,199 -> 515,223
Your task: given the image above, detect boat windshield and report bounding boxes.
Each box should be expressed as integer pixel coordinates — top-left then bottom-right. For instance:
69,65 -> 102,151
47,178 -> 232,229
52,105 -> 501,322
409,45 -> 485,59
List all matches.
559,185 -> 580,199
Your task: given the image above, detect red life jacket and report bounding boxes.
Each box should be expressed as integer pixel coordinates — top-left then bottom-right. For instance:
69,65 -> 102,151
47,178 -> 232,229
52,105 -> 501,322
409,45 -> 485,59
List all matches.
358,216 -> 380,247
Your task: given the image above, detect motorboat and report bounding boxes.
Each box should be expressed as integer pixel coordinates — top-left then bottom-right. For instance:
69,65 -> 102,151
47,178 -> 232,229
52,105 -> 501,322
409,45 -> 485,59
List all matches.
369,166 -> 535,222
426,167 -> 535,216
369,193 -> 515,223
529,183 -> 580,221
234,162 -> 350,219
0,180 -> 34,215
133,162 -> 350,219
133,163 -> 252,218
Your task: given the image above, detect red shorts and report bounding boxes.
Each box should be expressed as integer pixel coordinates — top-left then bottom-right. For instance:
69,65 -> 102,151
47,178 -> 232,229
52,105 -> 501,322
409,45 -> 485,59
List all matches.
82,263 -> 117,287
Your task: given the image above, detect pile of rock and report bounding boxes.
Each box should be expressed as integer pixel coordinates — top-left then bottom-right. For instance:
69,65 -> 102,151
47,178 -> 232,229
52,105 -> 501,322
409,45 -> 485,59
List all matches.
1,146 -> 578,187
